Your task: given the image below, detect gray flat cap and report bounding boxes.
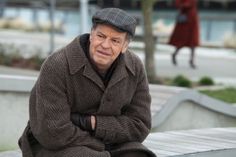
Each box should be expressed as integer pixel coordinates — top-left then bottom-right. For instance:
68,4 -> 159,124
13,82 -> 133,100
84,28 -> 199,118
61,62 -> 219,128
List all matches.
92,8 -> 137,37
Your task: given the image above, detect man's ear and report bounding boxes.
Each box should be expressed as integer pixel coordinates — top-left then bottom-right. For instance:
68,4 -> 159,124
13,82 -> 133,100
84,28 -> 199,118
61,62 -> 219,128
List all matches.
89,34 -> 92,42
121,41 -> 129,53
89,29 -> 94,42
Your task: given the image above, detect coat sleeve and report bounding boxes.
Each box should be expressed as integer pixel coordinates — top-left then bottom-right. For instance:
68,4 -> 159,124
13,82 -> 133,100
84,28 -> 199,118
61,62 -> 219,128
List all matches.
94,58 -> 151,144
30,53 -> 104,151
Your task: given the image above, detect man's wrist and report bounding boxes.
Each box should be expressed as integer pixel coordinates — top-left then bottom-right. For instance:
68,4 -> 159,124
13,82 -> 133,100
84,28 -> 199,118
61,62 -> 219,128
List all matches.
91,115 -> 96,131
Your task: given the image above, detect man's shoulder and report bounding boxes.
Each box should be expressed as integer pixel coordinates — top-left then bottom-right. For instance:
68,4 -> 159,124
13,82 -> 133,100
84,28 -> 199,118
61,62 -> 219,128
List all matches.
125,49 -> 143,66
44,47 -> 67,66
43,36 -> 81,67
123,49 -> 144,76
38,46 -> 69,76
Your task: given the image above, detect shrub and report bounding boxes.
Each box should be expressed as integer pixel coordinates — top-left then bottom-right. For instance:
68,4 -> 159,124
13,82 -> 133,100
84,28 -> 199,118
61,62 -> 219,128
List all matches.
0,52 -> 45,70
0,52 -> 17,66
27,55 -> 45,70
198,76 -> 214,86
172,75 -> 192,87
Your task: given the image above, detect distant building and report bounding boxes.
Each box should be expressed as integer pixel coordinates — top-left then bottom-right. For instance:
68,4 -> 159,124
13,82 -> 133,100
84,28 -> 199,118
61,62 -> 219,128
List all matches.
89,0 -> 236,10
4,0 -> 236,11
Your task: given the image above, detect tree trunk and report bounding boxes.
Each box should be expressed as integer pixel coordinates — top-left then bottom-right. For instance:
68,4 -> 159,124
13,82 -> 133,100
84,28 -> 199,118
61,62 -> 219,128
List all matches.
141,0 -> 157,83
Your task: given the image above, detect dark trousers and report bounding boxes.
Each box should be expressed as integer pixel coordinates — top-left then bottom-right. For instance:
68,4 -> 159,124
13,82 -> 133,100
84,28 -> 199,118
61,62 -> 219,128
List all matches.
111,151 -> 148,157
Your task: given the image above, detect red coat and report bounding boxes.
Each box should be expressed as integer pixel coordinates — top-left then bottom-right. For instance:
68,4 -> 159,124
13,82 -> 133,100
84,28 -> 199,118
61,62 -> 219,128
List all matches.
169,0 -> 200,48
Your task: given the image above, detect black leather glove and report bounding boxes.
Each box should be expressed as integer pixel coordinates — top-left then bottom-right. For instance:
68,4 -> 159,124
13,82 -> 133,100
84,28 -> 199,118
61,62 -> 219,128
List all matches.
71,113 -> 93,131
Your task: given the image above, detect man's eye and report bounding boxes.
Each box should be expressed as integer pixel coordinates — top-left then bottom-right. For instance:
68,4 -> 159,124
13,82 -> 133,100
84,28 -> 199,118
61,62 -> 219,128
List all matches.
97,34 -> 104,38
112,39 -> 120,44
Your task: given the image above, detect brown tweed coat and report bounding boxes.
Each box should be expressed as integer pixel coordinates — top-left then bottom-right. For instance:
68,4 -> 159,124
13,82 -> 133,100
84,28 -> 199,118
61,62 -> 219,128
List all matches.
19,35 -> 156,157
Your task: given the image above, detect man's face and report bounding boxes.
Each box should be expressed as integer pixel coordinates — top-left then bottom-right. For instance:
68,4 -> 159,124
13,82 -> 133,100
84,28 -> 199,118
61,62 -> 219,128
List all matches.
89,24 -> 129,72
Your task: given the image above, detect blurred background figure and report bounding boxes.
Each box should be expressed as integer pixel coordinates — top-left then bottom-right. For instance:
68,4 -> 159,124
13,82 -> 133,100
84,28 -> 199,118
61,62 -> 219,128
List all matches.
169,0 -> 199,69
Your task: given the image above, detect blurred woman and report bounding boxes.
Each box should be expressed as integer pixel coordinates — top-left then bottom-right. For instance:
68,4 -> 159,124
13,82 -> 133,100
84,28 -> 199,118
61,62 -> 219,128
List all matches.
169,0 -> 200,69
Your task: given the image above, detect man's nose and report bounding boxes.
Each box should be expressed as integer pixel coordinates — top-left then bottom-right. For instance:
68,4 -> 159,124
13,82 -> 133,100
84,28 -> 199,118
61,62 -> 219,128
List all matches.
101,39 -> 111,48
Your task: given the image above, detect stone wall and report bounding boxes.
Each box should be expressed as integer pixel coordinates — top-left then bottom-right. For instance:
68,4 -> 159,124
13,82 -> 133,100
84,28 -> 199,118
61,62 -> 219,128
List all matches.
0,75 -> 34,151
0,91 -> 29,151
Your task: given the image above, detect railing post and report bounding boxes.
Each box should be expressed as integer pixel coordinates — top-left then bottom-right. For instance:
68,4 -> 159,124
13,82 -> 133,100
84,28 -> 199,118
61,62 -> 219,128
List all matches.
206,19 -> 212,41
234,20 -> 236,33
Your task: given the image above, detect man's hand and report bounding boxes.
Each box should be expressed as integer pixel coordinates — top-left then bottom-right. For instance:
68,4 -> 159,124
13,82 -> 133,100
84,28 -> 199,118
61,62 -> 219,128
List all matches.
71,113 -> 95,132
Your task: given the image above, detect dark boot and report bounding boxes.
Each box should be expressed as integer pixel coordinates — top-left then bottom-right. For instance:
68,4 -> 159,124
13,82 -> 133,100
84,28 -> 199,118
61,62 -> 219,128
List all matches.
190,47 -> 196,69
171,48 -> 180,66
189,60 -> 196,69
171,53 -> 177,66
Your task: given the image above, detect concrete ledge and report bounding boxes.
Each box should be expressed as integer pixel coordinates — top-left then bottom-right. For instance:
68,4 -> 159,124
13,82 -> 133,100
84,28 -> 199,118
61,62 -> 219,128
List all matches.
0,74 -> 36,92
0,75 -> 33,150
0,149 -> 21,157
149,84 -> 236,131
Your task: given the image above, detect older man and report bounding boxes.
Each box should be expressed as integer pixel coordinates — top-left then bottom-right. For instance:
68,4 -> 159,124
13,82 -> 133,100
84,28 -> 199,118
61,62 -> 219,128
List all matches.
19,8 -> 156,157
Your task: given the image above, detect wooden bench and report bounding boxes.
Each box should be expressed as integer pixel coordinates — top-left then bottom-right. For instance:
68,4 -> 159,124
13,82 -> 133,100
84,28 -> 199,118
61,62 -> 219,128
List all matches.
145,127 -> 236,157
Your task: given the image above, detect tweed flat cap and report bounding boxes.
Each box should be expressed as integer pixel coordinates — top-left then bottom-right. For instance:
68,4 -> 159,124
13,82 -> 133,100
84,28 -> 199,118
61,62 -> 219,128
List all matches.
92,8 -> 137,37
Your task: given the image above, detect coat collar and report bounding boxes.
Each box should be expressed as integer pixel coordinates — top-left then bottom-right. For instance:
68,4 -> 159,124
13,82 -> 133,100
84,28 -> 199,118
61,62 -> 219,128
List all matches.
65,35 -> 136,89
65,36 -> 87,75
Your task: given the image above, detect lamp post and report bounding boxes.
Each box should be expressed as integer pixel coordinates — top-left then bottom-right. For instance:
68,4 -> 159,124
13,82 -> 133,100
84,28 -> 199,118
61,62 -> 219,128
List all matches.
0,0 -> 6,17
80,0 -> 89,34
49,0 -> 55,54
31,1 -> 41,31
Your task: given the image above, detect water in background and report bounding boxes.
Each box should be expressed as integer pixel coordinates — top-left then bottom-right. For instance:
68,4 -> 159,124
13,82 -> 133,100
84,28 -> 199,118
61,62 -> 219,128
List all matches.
2,7 -> 236,44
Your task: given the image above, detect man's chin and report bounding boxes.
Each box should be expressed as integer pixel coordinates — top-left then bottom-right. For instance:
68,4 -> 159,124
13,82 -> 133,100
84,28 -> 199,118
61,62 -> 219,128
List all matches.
93,59 -> 110,68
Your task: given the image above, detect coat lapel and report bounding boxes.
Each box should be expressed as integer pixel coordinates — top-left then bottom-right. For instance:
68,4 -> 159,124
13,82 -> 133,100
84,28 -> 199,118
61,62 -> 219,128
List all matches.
83,63 -> 105,91
107,56 -> 128,89
107,52 -> 135,89
97,52 -> 136,114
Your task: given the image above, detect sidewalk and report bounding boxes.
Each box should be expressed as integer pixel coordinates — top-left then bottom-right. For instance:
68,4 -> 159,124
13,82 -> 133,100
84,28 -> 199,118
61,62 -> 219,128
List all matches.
131,43 -> 236,86
130,42 -> 236,60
